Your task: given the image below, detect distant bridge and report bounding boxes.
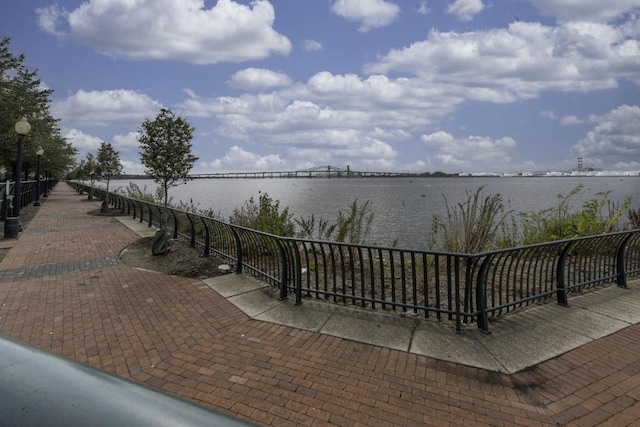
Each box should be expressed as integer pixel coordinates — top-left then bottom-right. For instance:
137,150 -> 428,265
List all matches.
190,165 -> 418,179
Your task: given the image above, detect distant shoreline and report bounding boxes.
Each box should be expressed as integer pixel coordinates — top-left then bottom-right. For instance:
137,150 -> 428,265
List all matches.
118,171 -> 640,180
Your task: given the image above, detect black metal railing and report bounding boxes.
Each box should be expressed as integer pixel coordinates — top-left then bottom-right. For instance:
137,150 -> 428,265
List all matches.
72,182 -> 640,333
1,178 -> 56,221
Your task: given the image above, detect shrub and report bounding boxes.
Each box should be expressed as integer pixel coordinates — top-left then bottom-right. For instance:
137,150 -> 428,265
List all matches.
335,199 -> 374,244
295,214 -> 337,241
229,192 -> 295,237
629,207 -> 640,229
430,186 -> 516,253
520,186 -> 631,244
116,182 -> 157,203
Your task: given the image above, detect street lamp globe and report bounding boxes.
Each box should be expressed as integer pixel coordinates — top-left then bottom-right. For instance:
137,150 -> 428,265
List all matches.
36,146 -> 44,157
15,117 -> 31,136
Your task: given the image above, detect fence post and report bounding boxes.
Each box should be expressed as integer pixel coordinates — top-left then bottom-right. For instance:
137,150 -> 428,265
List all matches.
453,256 -> 462,334
286,240 -> 303,306
230,226 -> 243,274
276,239 -> 289,301
556,241 -> 573,307
145,203 -> 153,227
475,254 -> 493,334
200,217 -> 210,256
616,233 -> 634,289
169,209 -> 178,239
184,213 -> 196,247
138,200 -> 144,223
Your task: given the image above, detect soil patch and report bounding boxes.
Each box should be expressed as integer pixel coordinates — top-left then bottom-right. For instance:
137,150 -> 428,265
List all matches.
119,237 -> 228,279
87,207 -> 129,217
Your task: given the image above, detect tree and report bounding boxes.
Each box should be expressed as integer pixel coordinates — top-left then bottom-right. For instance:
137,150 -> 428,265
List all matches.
138,108 -> 198,212
83,153 -> 97,200
0,37 -> 76,179
96,142 -> 123,212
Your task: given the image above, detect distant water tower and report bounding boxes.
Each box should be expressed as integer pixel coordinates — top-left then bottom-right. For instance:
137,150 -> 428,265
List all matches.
577,157 -> 583,172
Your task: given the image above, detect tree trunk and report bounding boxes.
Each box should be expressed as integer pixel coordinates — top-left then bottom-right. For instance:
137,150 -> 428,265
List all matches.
100,179 -> 110,212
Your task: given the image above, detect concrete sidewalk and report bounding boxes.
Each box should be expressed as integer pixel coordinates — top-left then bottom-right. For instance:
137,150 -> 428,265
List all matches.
200,271 -> 640,375
115,213 -> 640,374
2,183 -> 640,426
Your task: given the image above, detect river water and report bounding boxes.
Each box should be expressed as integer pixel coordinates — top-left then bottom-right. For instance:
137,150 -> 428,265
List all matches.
109,176 -> 640,249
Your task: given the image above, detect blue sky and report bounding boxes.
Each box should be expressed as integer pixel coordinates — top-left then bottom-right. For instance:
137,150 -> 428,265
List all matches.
2,0 -> 640,174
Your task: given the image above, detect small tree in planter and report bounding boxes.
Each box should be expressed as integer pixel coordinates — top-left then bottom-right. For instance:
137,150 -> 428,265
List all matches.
138,108 -> 198,254
83,153 -> 97,200
96,142 -> 123,212
74,159 -> 87,194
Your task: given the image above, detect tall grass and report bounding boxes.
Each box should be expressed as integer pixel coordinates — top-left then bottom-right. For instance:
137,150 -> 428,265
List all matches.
430,186 -> 515,253
519,186 -> 631,244
296,199 -> 374,244
429,184 -> 635,252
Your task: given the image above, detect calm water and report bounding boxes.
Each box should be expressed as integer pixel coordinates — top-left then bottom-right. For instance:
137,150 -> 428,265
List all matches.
110,176 -> 640,249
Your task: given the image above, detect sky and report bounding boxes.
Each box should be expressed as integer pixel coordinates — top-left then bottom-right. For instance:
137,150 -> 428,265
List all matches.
2,0 -> 640,175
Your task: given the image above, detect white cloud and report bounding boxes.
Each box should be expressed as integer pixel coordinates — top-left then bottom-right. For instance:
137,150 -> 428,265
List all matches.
199,146 -> 286,172
559,115 -> 584,126
421,131 -> 516,171
64,128 -> 103,152
180,71 -> 462,143
571,105 -> 640,162
331,0 -> 401,32
120,160 -> 145,175
53,89 -> 161,126
365,19 -> 640,102
227,68 -> 292,90
446,0 -> 484,22
111,131 -> 141,151
613,160 -> 640,169
417,1 -> 430,15
63,128 -> 140,170
301,39 -> 324,52
539,110 -> 558,120
287,133 -> 398,165
529,0 -> 640,23
39,0 -> 291,64
35,4 -> 67,38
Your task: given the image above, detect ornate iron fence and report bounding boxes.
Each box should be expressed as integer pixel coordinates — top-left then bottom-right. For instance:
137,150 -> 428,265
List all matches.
74,182 -> 640,333
1,179 -> 55,221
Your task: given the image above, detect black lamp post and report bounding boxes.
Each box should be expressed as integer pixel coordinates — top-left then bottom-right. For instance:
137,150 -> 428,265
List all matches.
33,146 -> 44,207
4,117 -> 31,238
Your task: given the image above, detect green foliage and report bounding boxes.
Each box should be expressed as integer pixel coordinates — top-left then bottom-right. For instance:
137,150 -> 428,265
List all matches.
96,142 -> 122,193
295,214 -> 337,241
173,198 -> 223,221
430,186 -> 515,253
519,186 -> 631,244
229,192 -> 295,236
138,108 -> 198,209
0,37 -> 76,179
629,207 -> 640,230
117,182 -> 158,204
335,199 -> 374,244
295,200 -> 375,244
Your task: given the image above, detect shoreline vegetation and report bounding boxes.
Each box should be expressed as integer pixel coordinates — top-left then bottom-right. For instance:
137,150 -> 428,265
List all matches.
112,181 -> 640,253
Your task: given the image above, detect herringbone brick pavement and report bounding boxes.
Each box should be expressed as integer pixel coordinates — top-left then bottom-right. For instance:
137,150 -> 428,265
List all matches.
1,183 -> 639,426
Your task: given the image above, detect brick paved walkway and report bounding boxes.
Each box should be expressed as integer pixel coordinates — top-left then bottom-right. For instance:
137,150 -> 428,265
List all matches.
1,183 -> 639,426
